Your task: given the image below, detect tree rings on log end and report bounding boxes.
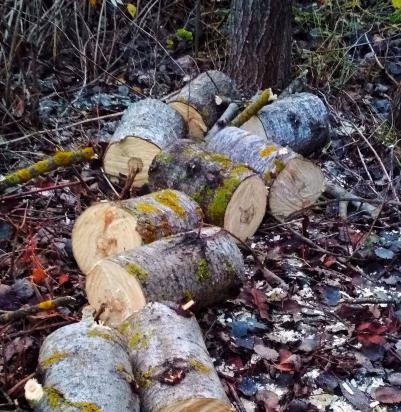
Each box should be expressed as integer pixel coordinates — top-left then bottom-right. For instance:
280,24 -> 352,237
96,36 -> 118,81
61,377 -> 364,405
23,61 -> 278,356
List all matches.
169,101 -> 207,141
224,174 -> 267,240
87,259 -> 146,327
269,157 -> 325,218
72,190 -> 203,275
160,398 -> 232,412
103,136 -> 160,186
72,203 -> 141,275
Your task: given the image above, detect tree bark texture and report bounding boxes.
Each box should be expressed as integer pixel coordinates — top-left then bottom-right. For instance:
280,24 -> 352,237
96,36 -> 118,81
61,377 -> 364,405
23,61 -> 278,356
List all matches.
72,189 -> 203,275
121,302 -> 233,412
28,307 -> 139,412
148,140 -> 267,240
241,93 -> 330,155
228,0 -> 292,94
168,70 -> 238,141
86,227 -> 245,327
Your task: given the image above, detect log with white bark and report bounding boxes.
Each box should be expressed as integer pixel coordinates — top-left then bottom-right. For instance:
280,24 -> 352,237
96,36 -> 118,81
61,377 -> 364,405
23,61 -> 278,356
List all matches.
205,127 -> 325,218
72,189 -> 203,275
25,307 -> 139,412
121,302 -> 233,412
241,92 -> 330,155
148,140 -> 267,240
87,227 -> 244,327
103,98 -> 185,185
168,71 -> 238,141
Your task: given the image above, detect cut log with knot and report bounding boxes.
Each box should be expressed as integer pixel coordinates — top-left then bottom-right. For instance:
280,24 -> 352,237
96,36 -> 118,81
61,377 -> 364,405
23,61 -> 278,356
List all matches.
121,302 -> 233,412
86,227 -> 245,327
72,189 -> 203,274
103,98 -> 185,185
168,70 -> 238,141
205,127 -> 325,218
148,140 -> 267,240
241,92 -> 330,155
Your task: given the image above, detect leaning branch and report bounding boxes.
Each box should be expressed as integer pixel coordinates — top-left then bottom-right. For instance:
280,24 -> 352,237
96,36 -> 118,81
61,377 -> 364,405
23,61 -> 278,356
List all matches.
0,148 -> 95,193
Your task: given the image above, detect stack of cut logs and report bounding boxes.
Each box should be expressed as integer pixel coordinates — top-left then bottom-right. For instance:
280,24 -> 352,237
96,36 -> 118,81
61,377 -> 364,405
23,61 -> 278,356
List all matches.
26,71 -> 329,412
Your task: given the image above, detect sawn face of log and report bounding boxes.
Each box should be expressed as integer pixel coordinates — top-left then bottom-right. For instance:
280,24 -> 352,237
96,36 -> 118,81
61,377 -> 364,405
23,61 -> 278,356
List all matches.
103,98 -> 186,183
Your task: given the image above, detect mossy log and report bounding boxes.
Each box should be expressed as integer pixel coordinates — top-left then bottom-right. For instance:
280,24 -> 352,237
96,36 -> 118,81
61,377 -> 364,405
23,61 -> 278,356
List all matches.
72,189 -> 203,275
168,71 -> 238,141
25,307 -> 139,412
121,302 -> 233,412
148,140 -> 267,240
103,98 -> 185,185
241,92 -> 330,155
205,127 -> 325,218
0,148 -> 94,193
87,227 -> 244,327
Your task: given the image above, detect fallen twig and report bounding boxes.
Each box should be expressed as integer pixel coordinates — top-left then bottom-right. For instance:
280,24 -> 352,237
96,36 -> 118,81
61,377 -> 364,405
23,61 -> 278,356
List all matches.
0,296 -> 75,323
230,88 -> 272,127
206,102 -> 240,138
0,148 -> 95,193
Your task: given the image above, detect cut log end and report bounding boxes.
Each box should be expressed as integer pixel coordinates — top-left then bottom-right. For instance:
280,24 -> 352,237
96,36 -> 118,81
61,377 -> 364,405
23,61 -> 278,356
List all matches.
103,136 -> 160,185
169,101 -> 207,141
161,398 -> 232,412
269,157 -> 325,218
241,116 -> 264,138
87,260 -> 145,327
224,175 -> 267,241
72,203 -> 141,275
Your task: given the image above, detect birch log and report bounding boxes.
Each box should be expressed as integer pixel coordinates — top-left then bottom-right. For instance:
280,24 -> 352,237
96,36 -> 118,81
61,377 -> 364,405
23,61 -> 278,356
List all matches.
103,98 -> 185,185
87,227 -> 244,327
241,93 -> 330,155
168,71 -> 238,141
72,189 -> 203,275
205,127 -> 325,218
148,140 -> 267,240
25,307 -> 139,412
121,302 -> 233,412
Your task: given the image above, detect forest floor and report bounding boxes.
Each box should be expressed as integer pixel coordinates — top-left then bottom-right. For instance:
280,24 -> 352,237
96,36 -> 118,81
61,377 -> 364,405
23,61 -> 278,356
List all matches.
1,1 -> 401,411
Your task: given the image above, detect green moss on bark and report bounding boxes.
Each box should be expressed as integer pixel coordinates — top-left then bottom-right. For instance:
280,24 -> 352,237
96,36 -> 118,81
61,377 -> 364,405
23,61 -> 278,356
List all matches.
195,258 -> 209,282
39,352 -> 70,368
125,263 -> 148,282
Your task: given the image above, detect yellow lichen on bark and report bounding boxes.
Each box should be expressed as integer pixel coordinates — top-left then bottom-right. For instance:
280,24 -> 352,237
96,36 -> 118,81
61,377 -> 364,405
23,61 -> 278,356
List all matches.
0,147 -> 95,193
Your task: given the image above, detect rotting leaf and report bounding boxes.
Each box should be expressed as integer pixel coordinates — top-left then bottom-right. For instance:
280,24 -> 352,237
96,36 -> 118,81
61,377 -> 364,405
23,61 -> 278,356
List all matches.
251,288 -> 269,320
274,349 -> 301,372
374,386 -> 401,404
238,377 -> 257,397
340,381 -> 371,411
356,321 -> 387,346
256,389 -> 279,411
254,343 -> 279,361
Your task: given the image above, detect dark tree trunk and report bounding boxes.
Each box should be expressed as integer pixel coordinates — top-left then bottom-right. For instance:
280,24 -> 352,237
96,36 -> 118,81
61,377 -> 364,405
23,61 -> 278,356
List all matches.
228,0 -> 292,95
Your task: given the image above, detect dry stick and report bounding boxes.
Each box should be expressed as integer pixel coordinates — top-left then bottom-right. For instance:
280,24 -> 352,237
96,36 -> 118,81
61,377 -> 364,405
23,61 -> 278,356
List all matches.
0,180 -> 85,201
218,226 -> 287,288
230,88 -> 271,128
324,182 -> 380,218
0,296 -> 75,323
118,157 -> 143,200
206,102 -> 240,138
0,148 -> 95,193
0,112 -> 123,147
350,121 -> 400,202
